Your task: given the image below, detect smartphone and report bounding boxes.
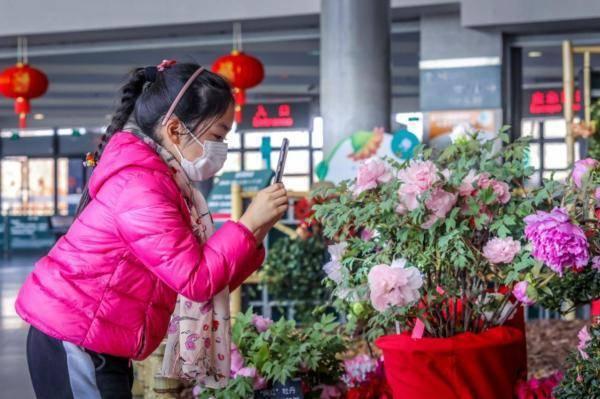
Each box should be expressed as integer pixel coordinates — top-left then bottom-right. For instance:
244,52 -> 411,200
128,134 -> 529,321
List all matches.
274,138 -> 289,183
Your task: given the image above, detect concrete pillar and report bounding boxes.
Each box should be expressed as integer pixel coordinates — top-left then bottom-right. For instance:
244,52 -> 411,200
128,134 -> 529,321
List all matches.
320,0 -> 391,155
419,12 -> 503,149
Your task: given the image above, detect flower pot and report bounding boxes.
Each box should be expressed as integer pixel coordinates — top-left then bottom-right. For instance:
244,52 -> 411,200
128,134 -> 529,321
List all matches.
375,326 -> 526,399
254,379 -> 304,399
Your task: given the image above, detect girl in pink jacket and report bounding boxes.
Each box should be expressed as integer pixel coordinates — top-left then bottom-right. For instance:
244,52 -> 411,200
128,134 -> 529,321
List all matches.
16,61 -> 287,399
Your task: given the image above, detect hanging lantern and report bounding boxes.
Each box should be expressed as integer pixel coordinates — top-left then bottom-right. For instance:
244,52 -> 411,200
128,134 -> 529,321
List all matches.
212,50 -> 264,123
212,23 -> 264,124
0,63 -> 49,128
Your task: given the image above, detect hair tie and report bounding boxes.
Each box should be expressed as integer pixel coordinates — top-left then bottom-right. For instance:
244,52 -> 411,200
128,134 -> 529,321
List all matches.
144,66 -> 158,83
157,59 -> 177,72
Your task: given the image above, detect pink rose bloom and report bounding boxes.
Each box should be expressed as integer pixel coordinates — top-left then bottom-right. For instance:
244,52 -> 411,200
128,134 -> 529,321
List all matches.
595,187 -> 600,201
459,170 -> 479,197
252,314 -> 273,333
353,158 -> 392,196
593,256 -> 600,271
524,207 -> 589,275
323,242 -> 347,284
397,160 -> 441,211
513,281 -> 535,305
577,326 -> 592,360
483,237 -> 521,264
572,158 -> 599,188
478,173 -> 511,204
368,259 -> 423,312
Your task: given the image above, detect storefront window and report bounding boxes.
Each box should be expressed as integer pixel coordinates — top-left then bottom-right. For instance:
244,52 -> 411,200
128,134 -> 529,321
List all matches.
1,158 -> 23,215
27,159 -> 55,215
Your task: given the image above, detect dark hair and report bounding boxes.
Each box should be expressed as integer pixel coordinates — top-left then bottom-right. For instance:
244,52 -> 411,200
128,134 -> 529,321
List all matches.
74,63 -> 234,216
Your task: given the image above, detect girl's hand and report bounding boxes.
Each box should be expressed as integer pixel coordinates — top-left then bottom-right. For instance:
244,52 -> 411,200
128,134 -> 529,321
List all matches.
239,183 -> 288,242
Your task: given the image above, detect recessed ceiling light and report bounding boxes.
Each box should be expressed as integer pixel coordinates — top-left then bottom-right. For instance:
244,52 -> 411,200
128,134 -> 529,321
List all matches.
33,113 -> 44,120
528,51 -> 543,58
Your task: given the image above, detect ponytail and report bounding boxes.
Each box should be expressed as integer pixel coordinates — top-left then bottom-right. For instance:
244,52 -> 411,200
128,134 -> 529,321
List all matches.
74,68 -> 147,217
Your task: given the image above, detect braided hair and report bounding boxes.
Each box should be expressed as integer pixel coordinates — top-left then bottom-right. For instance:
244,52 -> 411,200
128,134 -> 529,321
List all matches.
75,63 -> 233,217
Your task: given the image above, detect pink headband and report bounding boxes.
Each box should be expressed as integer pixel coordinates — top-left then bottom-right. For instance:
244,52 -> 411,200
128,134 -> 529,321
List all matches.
161,66 -> 205,126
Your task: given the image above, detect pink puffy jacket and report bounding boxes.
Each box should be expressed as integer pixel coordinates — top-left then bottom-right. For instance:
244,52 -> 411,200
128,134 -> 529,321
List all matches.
16,131 -> 264,360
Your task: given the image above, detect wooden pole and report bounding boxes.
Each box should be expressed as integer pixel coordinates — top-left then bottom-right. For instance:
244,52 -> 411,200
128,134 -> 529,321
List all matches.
563,40 -> 575,166
584,51 -> 592,125
230,183 -> 243,317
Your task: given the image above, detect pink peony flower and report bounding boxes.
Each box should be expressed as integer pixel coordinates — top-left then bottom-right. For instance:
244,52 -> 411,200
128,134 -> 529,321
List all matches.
524,207 -> 589,275
593,256 -> 600,271
459,170 -> 479,197
323,242 -> 347,284
572,158 -> 599,188
397,160 -> 441,212
230,344 -> 245,377
353,158 -> 392,196
192,385 -> 202,397
230,344 -> 267,389
420,188 -> 457,229
360,228 -> 378,241
515,372 -> 563,399
478,173 -> 511,204
368,259 -> 423,312
483,237 -> 521,264
425,188 -> 457,218
513,281 -> 535,305
577,326 -> 592,360
252,314 -> 273,333
318,385 -> 343,399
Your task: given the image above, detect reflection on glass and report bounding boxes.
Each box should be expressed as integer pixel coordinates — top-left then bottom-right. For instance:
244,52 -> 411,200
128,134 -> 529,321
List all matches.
544,143 -> 569,169
282,176 -> 310,192
543,119 -> 567,138
521,120 -> 540,138
527,143 -> 541,170
243,151 -> 264,171
270,150 -> 309,174
1,158 -> 23,215
221,152 -> 241,173
312,117 -> 324,148
227,130 -> 241,149
28,159 -> 55,215
543,170 -> 569,182
244,131 -> 309,148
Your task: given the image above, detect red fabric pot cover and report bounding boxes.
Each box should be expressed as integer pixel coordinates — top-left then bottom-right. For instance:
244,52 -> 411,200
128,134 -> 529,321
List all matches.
375,326 -> 526,399
592,300 -> 600,318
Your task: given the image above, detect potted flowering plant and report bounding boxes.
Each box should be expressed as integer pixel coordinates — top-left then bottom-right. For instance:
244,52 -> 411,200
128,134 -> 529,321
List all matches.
341,354 -> 392,399
553,321 -> 599,398
195,311 -> 346,399
313,130 -> 546,398
514,158 -> 600,313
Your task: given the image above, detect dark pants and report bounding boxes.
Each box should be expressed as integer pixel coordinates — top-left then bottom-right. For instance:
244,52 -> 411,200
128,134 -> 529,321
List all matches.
26,326 -> 134,399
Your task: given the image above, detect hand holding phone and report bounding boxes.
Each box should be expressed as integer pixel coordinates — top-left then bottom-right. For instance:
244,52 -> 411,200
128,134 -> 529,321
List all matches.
274,138 -> 289,183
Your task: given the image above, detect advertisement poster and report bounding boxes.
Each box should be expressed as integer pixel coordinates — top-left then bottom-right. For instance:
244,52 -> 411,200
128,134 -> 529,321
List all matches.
426,109 -> 500,153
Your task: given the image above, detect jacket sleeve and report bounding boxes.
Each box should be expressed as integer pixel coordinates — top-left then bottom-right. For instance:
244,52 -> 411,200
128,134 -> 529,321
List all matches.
114,171 -> 264,302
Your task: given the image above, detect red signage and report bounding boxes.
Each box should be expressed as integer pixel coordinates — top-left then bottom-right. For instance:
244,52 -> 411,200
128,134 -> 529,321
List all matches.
252,104 -> 294,128
239,102 -> 310,130
526,88 -> 581,117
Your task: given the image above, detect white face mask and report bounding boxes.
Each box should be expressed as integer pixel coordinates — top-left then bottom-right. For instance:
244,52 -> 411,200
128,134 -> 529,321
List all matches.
174,125 -> 228,181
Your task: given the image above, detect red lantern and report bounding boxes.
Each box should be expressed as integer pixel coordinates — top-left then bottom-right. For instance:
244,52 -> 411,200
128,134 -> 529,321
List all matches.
0,63 -> 49,128
212,50 -> 264,123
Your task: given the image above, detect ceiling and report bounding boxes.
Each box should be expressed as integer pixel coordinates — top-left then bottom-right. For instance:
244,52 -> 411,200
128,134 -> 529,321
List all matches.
0,17 -> 420,130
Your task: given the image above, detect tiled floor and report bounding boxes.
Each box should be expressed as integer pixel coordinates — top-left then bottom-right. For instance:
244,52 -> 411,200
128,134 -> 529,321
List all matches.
0,253 -> 40,399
